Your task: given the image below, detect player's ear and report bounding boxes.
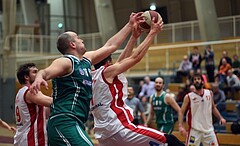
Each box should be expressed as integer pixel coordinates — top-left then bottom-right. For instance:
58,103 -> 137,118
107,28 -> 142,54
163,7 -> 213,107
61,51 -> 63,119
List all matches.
69,41 -> 76,48
24,75 -> 29,82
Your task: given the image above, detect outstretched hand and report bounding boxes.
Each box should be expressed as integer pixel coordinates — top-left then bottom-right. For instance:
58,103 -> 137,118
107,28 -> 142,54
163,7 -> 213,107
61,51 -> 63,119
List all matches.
30,76 -> 48,95
129,12 -> 145,39
149,17 -> 164,34
128,12 -> 144,27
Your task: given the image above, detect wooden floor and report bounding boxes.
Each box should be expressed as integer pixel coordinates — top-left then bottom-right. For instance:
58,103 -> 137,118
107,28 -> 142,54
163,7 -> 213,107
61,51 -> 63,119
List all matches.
172,131 -> 240,146
1,125 -> 239,146
0,125 -> 99,146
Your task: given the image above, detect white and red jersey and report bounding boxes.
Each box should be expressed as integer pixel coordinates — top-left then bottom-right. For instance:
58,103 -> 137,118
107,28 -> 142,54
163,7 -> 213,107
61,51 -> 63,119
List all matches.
14,86 -> 47,146
186,89 -> 214,133
91,66 -> 135,140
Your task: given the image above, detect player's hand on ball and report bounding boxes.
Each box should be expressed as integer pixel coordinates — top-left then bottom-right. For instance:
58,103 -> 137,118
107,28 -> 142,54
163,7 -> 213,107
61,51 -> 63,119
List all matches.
149,17 -> 164,34
129,12 -> 144,28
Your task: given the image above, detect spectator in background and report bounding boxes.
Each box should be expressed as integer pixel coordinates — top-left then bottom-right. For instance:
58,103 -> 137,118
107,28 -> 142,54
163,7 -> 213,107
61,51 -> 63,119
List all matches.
203,45 -> 215,82
214,75 -> 225,91
138,76 -> 155,100
176,84 -> 186,103
189,84 -> 196,92
225,69 -> 240,100
218,50 -> 232,70
187,69 -> 195,84
232,54 -> 240,76
212,83 -> 226,114
141,96 -> 151,119
196,69 -> 211,89
136,80 -> 144,98
189,46 -> 202,71
218,58 -> 232,85
175,55 -> 192,83
125,85 -> 147,125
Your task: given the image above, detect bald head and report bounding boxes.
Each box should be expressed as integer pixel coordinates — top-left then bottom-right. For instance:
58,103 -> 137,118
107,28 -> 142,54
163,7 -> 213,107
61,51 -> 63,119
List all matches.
57,31 -> 75,54
155,77 -> 164,91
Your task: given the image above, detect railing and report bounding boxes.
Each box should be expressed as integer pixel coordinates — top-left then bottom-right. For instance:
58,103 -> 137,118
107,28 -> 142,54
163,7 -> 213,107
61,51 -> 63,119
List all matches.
2,15 -> 240,54
117,38 -> 240,77
10,38 -> 240,78
1,15 -> 240,80
3,32 -> 102,55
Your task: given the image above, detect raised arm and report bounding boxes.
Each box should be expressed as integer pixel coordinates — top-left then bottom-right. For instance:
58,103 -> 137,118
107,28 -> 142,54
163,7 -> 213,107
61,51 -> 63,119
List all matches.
117,23 -> 142,62
104,17 -> 163,82
84,12 -> 143,65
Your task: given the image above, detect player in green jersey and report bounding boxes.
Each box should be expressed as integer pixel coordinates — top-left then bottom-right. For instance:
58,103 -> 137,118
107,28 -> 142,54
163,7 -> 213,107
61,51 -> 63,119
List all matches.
146,77 -> 183,134
30,12 -> 144,146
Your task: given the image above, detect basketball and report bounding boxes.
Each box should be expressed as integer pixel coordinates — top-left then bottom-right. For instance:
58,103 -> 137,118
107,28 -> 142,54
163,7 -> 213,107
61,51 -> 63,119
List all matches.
139,10 -> 162,32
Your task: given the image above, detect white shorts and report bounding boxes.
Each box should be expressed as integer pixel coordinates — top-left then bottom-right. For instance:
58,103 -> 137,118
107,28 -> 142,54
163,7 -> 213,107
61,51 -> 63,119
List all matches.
186,128 -> 219,146
98,125 -> 166,146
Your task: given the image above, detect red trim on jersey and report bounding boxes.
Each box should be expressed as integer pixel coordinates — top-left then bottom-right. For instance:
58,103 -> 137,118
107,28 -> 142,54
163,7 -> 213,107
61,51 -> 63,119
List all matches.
23,87 -> 30,104
186,94 -> 192,146
37,106 -> 45,146
186,94 -> 192,129
133,125 -> 166,143
22,87 -> 35,146
105,75 -> 133,127
27,103 -> 36,146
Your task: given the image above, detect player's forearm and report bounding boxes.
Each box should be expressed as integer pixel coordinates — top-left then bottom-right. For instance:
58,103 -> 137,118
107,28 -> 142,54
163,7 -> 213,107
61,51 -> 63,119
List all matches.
36,70 -> 48,80
178,111 -> 184,128
146,112 -> 153,126
104,23 -> 132,50
141,113 -> 147,124
131,33 -> 155,59
213,107 -> 224,120
0,120 -> 11,130
117,35 -> 138,61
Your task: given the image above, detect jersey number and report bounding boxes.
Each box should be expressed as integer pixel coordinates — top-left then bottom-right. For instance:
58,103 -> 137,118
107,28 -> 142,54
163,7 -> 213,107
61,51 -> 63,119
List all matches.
16,106 -> 21,122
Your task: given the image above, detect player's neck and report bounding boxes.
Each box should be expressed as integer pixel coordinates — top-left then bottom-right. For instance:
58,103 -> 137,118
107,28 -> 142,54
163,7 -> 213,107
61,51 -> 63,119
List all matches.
194,88 -> 204,96
156,90 -> 164,97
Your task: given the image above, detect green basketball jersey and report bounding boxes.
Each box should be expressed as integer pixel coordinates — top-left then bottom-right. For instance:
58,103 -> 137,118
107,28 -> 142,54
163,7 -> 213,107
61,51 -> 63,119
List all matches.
50,55 -> 92,124
152,91 -> 174,125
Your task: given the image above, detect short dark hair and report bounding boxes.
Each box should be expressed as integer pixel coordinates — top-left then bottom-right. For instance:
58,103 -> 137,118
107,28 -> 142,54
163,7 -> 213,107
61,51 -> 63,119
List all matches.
57,32 -> 73,54
192,73 -> 204,83
94,55 -> 112,69
17,63 -> 36,85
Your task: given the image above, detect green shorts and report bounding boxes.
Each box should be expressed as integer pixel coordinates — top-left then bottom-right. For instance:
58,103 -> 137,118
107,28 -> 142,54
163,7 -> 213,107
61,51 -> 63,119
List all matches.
157,123 -> 174,134
47,114 -> 94,146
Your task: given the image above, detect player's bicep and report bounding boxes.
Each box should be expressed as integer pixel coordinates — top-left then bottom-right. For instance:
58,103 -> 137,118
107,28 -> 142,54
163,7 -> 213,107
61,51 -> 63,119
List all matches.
44,58 -> 72,79
85,45 -> 115,65
168,96 -> 181,112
